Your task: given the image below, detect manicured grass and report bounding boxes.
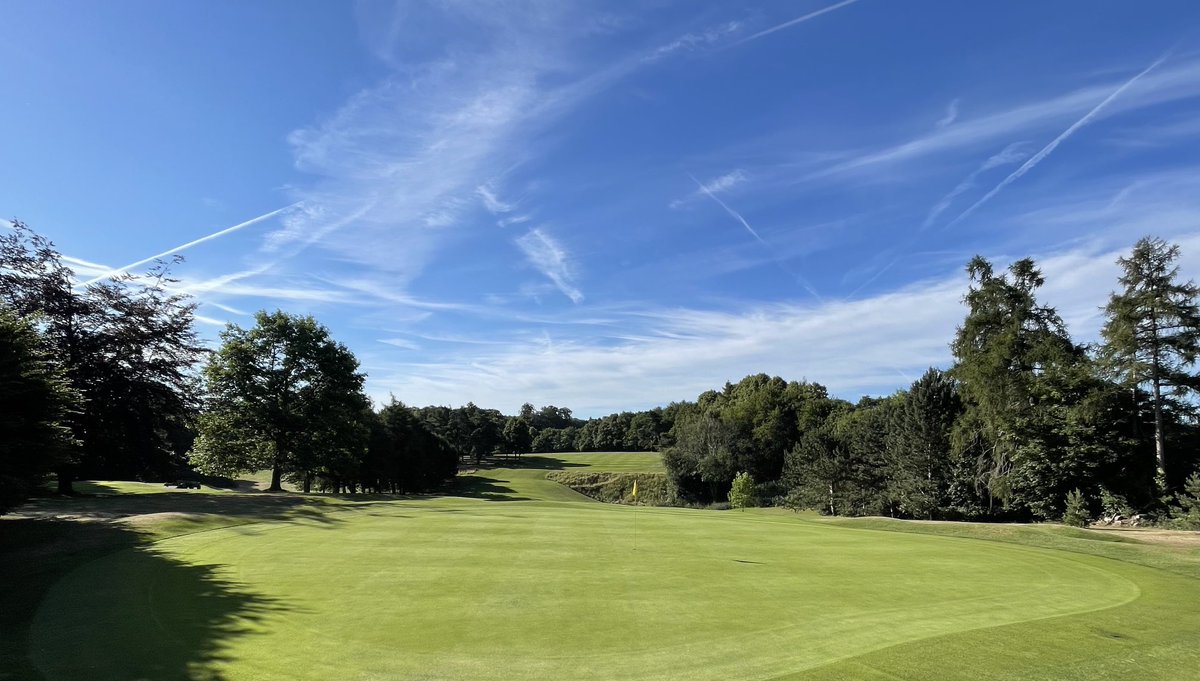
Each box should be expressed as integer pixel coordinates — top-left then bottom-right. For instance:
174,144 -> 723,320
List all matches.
6,459 -> 1200,680
512,451 -> 666,473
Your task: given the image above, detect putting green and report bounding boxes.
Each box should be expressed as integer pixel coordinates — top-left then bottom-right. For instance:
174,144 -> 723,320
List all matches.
28,464 -> 1158,681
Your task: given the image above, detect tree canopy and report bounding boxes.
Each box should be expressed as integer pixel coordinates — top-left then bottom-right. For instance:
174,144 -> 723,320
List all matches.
191,311 -> 371,491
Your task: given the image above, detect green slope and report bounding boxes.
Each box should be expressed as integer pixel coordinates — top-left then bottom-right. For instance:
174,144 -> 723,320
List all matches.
8,454 -> 1200,680
23,458 -> 1199,681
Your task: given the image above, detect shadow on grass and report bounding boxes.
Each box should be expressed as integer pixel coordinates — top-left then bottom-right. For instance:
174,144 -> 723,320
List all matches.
18,485 -> 354,527
449,475 -> 531,502
0,518 -> 289,681
508,456 -> 589,471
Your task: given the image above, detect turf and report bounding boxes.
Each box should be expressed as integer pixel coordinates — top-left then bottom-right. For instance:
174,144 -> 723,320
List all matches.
7,455 -> 1200,681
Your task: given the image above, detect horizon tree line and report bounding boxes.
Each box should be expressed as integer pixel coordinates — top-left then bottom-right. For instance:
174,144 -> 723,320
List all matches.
2,220 -> 1199,525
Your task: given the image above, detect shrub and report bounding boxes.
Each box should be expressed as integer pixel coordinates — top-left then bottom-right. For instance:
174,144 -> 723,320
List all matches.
1062,488 -> 1090,528
1167,473 -> 1200,530
728,471 -> 756,510
1099,486 -> 1136,519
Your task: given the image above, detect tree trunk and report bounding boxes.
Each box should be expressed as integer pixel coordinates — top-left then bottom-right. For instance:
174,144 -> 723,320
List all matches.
302,474 -> 312,494
56,469 -> 74,495
268,464 -> 283,492
1152,378 -> 1167,488
828,481 -> 836,516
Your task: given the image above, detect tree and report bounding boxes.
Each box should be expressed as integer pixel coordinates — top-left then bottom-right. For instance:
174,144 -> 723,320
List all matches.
502,416 -> 534,456
783,425 -> 848,515
191,311 -> 370,491
1,221 -> 204,490
950,256 -> 1079,513
1099,237 -> 1200,490
362,399 -> 457,494
0,309 -> 77,511
662,410 -> 741,503
888,369 -> 961,519
1169,473 -> 1200,529
728,471 -> 756,509
1062,488 -> 1090,527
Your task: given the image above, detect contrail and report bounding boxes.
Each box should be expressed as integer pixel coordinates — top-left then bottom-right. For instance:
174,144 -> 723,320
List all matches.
948,55 -> 1167,229
689,174 -> 769,246
923,142 -> 1029,230
689,174 -> 823,301
733,0 -> 860,45
83,202 -> 301,285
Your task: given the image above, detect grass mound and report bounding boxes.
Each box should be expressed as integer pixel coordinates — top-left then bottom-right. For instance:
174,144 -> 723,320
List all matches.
546,470 -> 673,505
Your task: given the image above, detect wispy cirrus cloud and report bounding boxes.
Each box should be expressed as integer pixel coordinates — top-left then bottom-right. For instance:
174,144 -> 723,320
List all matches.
378,337 -> 421,351
365,232 -> 1200,415
646,20 -> 742,62
515,227 -> 583,303
936,98 -> 960,128
477,184 -> 514,214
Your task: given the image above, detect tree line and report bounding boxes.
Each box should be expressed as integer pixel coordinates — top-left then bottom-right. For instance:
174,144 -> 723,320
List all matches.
3,220 -> 1200,526
663,240 -> 1200,526
0,223 -> 456,510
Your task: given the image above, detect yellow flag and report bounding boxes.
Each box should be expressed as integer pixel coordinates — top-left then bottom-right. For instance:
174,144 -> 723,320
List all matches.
632,480 -> 638,499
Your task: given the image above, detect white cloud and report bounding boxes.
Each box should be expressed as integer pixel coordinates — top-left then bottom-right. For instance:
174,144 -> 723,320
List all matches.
477,184 -> 514,214
936,98 -> 960,128
379,337 -> 421,350
515,227 -> 584,303
646,21 -> 742,62
363,232 -> 1200,416
498,214 -> 532,228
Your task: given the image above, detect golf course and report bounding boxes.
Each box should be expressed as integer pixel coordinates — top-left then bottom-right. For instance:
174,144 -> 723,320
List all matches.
2,452 -> 1197,681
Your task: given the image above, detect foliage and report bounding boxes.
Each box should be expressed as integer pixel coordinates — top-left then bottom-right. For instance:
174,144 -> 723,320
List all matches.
412,403 -> 505,464
1167,473 -> 1200,530
360,399 -> 458,494
191,311 -> 370,491
0,221 -> 204,490
0,309 -> 77,511
727,471 -> 756,509
950,256 -> 1081,514
888,369 -> 961,519
501,416 -> 534,455
1062,488 -> 1090,527
1099,236 -> 1200,491
662,410 -> 742,503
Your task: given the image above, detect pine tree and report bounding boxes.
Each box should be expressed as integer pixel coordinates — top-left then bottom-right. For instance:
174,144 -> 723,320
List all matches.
1100,237 -> 1200,491
950,256 -> 1078,512
1062,488 -> 1090,528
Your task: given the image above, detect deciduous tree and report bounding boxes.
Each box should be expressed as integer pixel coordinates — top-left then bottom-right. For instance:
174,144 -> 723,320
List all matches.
191,311 -> 369,491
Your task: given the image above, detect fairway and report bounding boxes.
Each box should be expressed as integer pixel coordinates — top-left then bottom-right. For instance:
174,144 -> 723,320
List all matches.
19,456 -> 1199,681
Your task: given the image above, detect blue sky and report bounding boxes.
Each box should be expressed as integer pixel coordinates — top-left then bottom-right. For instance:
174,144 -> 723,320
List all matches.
5,0 -> 1200,416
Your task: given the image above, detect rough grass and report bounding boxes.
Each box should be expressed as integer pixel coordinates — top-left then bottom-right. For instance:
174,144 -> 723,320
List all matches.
546,471 -> 673,505
3,459 -> 1198,681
